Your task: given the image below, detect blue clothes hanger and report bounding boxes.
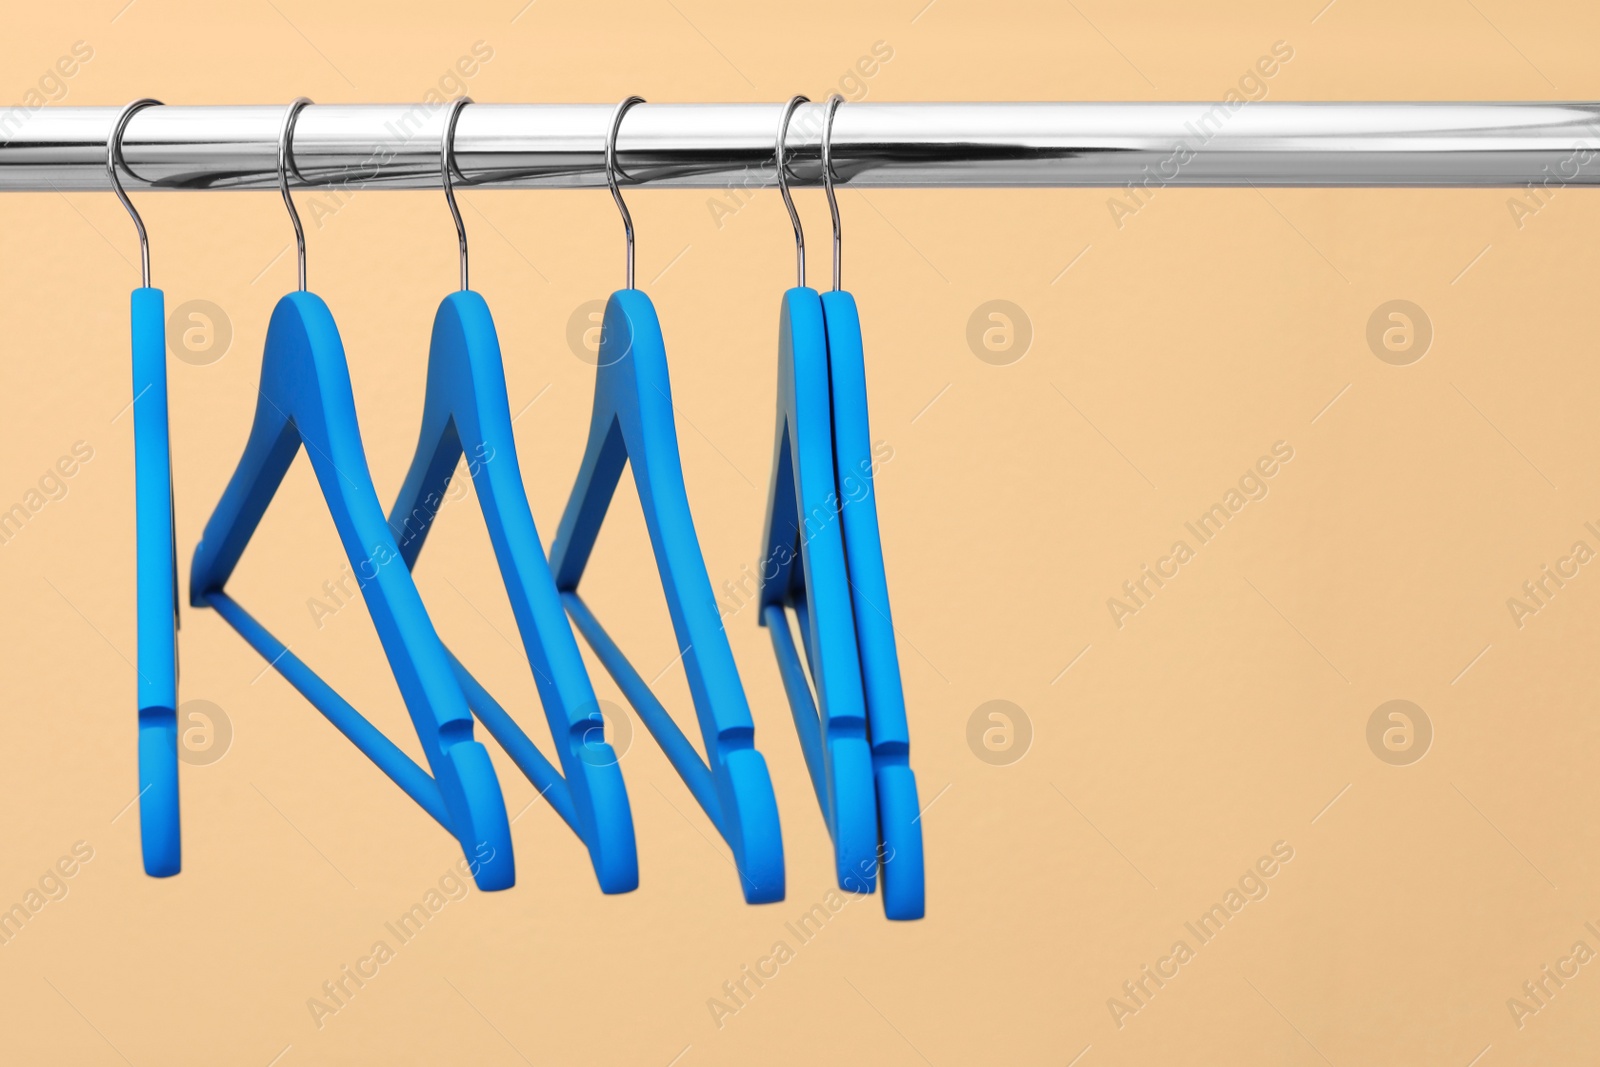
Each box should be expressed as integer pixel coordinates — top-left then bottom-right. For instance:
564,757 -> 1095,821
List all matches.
762,96 -> 925,919
819,287 -> 923,920
188,100 -> 514,891
547,97 -> 784,904
111,99 -> 181,878
757,97 -> 879,899
819,96 -> 924,919
385,99 -> 637,894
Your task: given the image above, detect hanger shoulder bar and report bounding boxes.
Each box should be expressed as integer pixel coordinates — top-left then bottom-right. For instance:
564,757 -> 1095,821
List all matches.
4,102 -> 1600,191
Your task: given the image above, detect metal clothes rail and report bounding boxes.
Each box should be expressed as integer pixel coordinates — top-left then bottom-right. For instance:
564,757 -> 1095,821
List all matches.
2,102 -> 1599,191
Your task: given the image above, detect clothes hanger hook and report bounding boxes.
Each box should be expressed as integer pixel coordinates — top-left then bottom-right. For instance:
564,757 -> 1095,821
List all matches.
821,93 -> 845,292
277,97 -> 313,292
441,96 -> 473,292
606,96 -> 645,290
107,98 -> 163,289
775,95 -> 810,289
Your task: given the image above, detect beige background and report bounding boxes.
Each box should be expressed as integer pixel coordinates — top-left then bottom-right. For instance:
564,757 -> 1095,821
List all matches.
3,0 -> 1600,1063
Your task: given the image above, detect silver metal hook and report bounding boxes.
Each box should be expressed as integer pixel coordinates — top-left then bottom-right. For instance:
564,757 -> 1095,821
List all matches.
606,96 -> 645,290
107,98 -> 162,288
277,97 -> 313,292
442,96 -> 473,292
821,93 -> 844,292
776,95 -> 809,289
